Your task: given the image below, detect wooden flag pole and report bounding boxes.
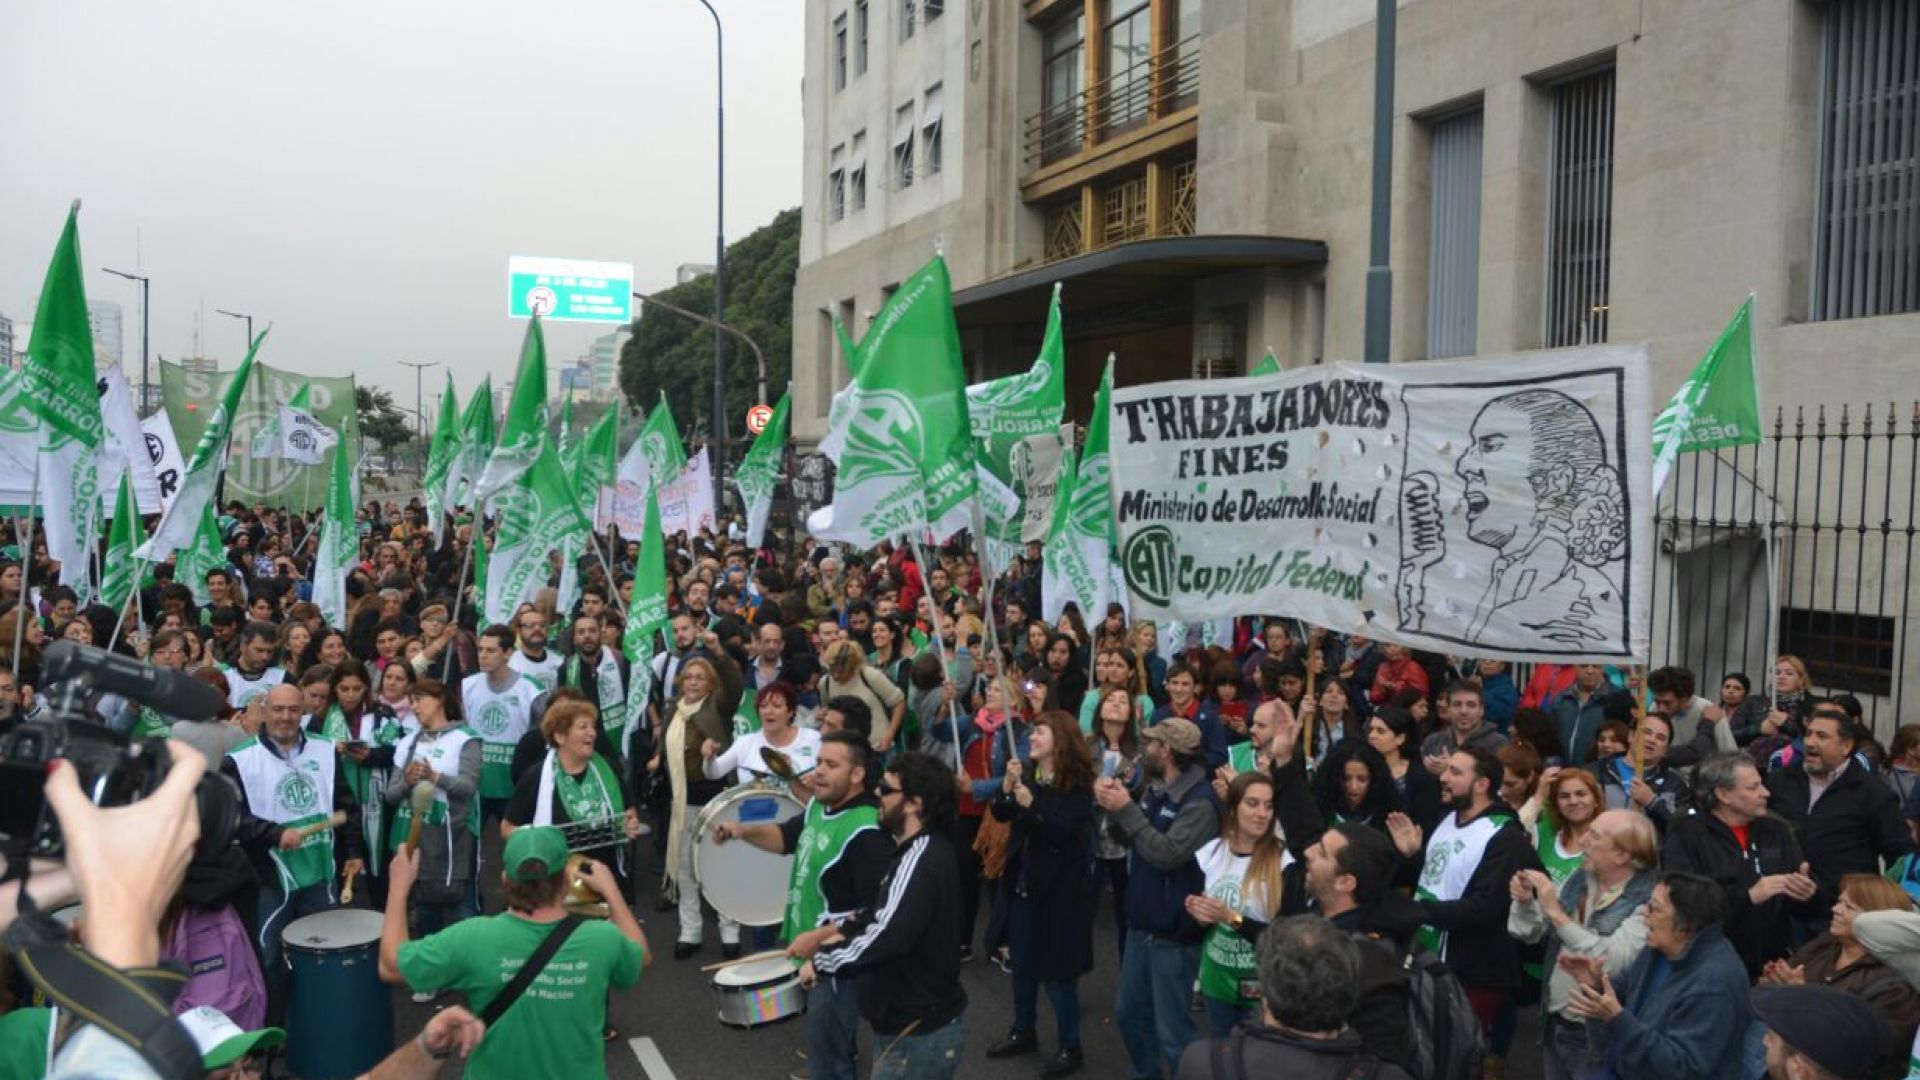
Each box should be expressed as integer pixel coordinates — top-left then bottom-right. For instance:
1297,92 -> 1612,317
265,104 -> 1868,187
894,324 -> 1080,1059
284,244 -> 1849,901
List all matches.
13,460 -> 41,675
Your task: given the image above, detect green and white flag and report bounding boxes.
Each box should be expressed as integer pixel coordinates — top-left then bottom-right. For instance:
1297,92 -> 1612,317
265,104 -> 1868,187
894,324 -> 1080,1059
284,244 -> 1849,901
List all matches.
174,503 -> 228,607
19,203 -> 105,591
809,256 -> 977,544
100,471 -> 153,613
556,394 -> 574,460
248,384 -> 336,465
734,391 -> 790,550
622,485 -> 670,709
471,316 -> 548,507
1251,349 -> 1281,376
141,328 -> 264,563
818,316 -> 867,462
968,285 -> 1066,546
456,375 -> 495,505
1042,357 -> 1114,622
637,393 -> 688,490
313,426 -> 357,629
423,373 -> 462,545
578,405 -> 620,524
484,435 -> 590,626
1651,296 -> 1763,494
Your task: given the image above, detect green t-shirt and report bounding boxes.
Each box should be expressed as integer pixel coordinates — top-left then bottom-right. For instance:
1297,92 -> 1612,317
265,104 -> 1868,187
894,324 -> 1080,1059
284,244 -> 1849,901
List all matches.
398,913 -> 645,1080
1537,818 -> 1584,889
0,1006 -> 52,1080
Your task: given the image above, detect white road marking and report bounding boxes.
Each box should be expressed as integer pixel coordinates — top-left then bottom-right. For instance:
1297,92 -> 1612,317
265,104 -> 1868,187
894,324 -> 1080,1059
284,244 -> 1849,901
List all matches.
629,1036 -> 677,1080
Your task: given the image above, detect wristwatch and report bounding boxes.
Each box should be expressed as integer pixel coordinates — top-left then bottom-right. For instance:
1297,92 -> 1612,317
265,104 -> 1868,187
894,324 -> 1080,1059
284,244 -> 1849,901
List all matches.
1227,910 -> 1245,932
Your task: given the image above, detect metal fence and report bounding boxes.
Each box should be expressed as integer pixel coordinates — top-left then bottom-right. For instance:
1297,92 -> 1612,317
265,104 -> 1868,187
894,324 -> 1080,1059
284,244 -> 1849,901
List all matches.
1652,402 -> 1920,738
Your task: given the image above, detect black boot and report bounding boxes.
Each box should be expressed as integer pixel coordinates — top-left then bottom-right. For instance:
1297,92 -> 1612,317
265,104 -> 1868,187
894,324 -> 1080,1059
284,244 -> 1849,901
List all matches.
986,1029 -> 1038,1058
1041,1046 -> 1084,1078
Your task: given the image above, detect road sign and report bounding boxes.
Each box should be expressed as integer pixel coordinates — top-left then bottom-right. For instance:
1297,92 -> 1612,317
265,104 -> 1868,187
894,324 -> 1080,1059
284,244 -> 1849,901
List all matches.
507,256 -> 634,324
745,403 -> 774,435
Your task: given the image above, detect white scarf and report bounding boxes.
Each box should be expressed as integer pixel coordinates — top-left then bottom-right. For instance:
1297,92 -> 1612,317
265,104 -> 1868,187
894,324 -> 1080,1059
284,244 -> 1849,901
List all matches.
663,694 -> 705,887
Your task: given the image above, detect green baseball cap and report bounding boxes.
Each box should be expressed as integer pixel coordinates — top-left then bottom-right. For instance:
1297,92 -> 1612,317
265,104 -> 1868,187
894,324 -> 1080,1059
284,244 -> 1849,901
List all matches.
177,1006 -> 284,1068
502,826 -> 568,881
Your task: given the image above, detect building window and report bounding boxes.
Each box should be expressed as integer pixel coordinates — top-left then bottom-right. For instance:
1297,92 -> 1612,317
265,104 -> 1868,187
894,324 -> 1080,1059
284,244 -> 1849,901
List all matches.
922,84 -> 944,176
1040,11 -> 1086,163
1812,0 -> 1920,321
1169,156 -> 1197,236
1781,606 -> 1896,696
855,0 -> 869,74
1427,108 -> 1484,359
829,144 -> 847,221
1045,200 -> 1084,262
926,0 -> 943,21
893,104 -> 915,189
1542,67 -> 1615,349
900,0 -> 915,41
851,131 -> 868,210
1106,0 -> 1153,134
833,14 -> 848,90
1103,174 -> 1149,245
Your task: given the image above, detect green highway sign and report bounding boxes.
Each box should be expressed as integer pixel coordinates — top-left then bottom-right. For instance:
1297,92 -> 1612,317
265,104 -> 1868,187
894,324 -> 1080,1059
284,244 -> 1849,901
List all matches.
507,256 -> 634,324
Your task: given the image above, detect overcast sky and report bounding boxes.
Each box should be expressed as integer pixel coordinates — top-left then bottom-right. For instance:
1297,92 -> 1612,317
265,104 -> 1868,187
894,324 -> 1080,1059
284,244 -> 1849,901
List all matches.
1,0 -> 802,413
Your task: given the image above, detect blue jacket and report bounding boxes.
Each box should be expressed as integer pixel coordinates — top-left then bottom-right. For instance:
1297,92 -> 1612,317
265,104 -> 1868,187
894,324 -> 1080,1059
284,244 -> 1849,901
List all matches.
1150,700 -> 1228,771
1602,926 -> 1749,1080
1481,671 -> 1519,733
1110,764 -> 1221,941
1549,687 -> 1611,765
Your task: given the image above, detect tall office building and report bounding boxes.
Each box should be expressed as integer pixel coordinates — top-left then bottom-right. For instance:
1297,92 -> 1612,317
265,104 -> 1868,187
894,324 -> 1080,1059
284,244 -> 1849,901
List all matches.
88,300 -> 124,366
589,328 -> 629,401
0,312 -> 13,369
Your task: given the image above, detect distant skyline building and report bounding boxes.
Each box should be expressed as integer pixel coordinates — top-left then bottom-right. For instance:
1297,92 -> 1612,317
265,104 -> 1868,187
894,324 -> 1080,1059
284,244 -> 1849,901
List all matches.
88,299 -> 123,365
0,312 -> 13,369
674,263 -> 715,284
589,328 -> 628,401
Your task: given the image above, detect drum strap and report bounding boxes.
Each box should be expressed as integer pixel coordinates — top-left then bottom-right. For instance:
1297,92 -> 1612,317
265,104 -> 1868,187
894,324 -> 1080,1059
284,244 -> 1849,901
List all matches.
479,915 -> 586,1027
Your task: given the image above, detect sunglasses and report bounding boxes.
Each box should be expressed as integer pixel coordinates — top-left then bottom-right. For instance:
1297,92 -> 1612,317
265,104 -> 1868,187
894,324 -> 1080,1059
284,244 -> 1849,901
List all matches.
875,781 -> 902,798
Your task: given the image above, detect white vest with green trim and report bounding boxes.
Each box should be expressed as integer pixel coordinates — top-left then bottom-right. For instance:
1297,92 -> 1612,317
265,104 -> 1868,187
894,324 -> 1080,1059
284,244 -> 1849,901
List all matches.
228,733 -> 337,892
461,672 -> 540,799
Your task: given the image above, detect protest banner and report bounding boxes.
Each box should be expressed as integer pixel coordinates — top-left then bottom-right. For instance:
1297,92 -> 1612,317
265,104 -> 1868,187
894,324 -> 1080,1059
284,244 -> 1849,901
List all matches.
161,359 -> 359,506
1108,346 -> 1652,663
659,449 -> 716,537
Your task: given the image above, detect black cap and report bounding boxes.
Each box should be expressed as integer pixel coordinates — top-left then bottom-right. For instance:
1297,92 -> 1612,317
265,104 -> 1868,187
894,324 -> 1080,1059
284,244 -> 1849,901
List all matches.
1751,985 -> 1891,1079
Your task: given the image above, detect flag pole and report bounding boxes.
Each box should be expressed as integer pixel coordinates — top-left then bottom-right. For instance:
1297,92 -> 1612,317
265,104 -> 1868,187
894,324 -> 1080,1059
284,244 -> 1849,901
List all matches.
910,532 -> 963,756
441,525 -> 479,685
14,458 -> 41,675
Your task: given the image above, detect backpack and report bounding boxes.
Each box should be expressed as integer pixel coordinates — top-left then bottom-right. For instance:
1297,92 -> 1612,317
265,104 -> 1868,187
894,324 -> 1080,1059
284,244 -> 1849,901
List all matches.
1207,1030 -> 1378,1080
1397,948 -> 1485,1080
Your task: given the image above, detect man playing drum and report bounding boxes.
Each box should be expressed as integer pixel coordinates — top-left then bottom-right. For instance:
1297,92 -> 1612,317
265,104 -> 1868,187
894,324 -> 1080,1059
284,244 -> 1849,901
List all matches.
379,826 -> 649,1080
222,683 -> 365,1023
714,730 -> 891,1080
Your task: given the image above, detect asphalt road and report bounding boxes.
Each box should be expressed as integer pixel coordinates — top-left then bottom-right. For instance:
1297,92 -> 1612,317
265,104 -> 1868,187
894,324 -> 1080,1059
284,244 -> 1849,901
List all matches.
377,839 -> 1546,1080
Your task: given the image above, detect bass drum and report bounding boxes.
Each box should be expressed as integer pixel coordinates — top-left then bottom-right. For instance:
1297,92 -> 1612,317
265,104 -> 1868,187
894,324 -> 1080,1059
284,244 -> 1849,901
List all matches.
692,780 -> 805,927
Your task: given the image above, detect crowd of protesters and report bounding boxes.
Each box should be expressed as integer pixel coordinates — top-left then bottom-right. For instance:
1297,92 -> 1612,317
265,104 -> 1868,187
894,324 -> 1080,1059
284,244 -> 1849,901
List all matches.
5,496 -> 1920,1080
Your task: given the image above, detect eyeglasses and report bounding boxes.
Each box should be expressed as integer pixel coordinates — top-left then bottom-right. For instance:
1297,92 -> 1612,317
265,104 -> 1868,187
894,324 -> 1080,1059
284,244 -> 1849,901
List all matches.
875,781 -> 902,798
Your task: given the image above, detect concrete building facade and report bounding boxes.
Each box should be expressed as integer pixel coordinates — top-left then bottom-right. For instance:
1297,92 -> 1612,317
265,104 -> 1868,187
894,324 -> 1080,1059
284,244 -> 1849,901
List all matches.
88,299 -> 123,367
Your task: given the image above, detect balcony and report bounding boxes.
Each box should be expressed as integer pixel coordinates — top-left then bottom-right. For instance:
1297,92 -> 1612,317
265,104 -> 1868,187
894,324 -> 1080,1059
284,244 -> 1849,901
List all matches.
1023,35 -> 1199,172
1043,155 -> 1195,264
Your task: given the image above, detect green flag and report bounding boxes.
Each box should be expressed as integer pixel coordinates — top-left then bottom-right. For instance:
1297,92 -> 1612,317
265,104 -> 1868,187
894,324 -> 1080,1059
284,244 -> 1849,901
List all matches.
1043,357 -> 1114,621
472,316 -> 549,505
575,406 -> 619,522
1251,349 -> 1280,376
313,426 -> 357,628
557,394 -> 574,460
968,284 -> 1066,547
20,203 -> 105,590
637,393 -> 688,488
423,373 -> 462,544
622,485 -> 670,709
1651,296 -> 1763,493
457,375 -> 495,503
819,315 -> 868,462
142,328 -> 265,562
734,391 -> 790,550
810,255 -> 977,544
100,471 -> 152,613
249,383 -> 311,458
174,503 -> 228,607
484,435 -> 590,626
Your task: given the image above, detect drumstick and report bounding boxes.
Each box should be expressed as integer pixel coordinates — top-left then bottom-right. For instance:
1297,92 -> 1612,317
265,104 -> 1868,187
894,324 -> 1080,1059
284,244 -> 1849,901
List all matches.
404,780 -> 434,852
699,948 -> 791,973
288,811 -> 348,843
340,863 -> 361,905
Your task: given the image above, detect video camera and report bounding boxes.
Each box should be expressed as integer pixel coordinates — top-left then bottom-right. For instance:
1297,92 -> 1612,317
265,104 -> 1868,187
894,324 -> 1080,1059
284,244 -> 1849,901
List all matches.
0,641 -> 238,859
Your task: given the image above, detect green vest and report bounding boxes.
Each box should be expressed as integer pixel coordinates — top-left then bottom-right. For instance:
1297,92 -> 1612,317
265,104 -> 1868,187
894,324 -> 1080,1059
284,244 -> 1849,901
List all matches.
781,799 -> 881,944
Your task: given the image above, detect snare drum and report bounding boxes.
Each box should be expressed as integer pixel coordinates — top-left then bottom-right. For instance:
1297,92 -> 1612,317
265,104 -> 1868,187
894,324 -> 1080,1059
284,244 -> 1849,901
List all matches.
712,955 -> 806,1027
693,780 -> 804,926
283,909 -> 391,1080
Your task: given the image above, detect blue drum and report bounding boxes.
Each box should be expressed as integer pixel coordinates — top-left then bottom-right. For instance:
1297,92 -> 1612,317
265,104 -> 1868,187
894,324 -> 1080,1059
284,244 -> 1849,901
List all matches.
283,909 -> 391,1080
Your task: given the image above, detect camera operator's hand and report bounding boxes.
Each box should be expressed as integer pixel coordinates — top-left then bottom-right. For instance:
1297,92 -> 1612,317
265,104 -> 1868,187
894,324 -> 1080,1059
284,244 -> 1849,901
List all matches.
44,740 -> 204,970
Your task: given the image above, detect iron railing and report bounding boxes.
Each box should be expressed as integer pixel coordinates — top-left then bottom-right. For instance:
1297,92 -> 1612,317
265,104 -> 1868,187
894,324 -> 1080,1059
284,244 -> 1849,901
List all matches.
1023,36 -> 1200,169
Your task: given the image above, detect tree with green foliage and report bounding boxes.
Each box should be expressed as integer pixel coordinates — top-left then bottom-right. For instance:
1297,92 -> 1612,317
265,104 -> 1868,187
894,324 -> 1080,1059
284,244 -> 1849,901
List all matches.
357,385 -> 414,453
620,207 -> 797,456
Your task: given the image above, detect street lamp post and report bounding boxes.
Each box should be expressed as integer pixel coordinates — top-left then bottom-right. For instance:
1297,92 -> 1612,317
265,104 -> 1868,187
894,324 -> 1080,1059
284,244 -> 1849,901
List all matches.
631,290 -> 765,406
102,268 -> 150,413
688,0 -> 728,515
399,361 -> 440,475
215,308 -> 255,352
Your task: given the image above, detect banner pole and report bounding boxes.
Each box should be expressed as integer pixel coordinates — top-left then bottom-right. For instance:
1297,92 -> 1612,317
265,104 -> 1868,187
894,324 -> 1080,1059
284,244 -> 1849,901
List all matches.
107,555 -> 154,650
910,532 -> 963,757
14,458 -> 41,675
442,530 -> 478,685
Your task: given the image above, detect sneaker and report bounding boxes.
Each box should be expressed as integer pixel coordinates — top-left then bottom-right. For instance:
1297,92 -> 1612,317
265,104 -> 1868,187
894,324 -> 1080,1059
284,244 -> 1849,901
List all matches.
410,989 -> 439,1004
991,947 -> 1013,974
958,945 -> 974,963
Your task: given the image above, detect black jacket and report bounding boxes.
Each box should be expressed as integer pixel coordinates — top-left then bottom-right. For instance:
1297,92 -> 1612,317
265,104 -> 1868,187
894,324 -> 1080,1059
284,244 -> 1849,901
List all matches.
1413,802 -> 1541,991
992,781 -> 1097,982
1331,900 -> 1423,1071
814,830 -> 967,1035
1175,1024 -> 1413,1080
1661,810 -> 1806,978
1768,760 -> 1915,917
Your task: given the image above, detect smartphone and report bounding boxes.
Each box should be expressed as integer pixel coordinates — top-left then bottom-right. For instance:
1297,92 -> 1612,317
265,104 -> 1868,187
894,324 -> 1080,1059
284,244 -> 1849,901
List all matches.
1101,751 -> 1121,780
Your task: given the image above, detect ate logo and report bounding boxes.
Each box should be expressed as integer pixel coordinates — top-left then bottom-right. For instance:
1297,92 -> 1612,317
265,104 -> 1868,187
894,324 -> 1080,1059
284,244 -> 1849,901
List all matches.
475,701 -> 511,737
277,771 -> 320,815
